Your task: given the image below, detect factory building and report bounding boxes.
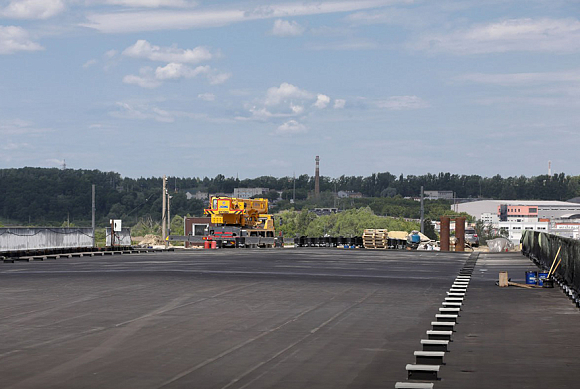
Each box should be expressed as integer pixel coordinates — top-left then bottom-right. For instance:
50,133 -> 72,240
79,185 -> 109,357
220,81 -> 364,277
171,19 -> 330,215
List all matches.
233,188 -> 269,199
455,200 -> 580,243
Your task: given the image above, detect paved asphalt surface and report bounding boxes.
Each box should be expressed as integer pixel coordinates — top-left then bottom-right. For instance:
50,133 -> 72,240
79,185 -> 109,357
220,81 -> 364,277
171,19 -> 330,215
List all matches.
440,252 -> 580,389
0,249 -> 578,388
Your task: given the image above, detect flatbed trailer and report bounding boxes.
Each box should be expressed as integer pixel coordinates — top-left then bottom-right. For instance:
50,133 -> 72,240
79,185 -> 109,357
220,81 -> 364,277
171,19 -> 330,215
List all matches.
167,234 -> 279,248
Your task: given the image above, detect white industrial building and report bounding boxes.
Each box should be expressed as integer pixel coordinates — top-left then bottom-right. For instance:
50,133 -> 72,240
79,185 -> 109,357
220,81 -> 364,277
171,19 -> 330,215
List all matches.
185,190 -> 209,201
455,200 -> 580,221
233,188 -> 269,199
455,200 -> 580,243
498,221 -> 549,242
425,190 -> 454,200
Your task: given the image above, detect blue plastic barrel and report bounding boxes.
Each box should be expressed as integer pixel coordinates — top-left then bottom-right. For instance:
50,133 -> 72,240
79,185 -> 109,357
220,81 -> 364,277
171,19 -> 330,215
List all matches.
411,234 -> 420,243
525,271 -> 538,285
538,272 -> 549,286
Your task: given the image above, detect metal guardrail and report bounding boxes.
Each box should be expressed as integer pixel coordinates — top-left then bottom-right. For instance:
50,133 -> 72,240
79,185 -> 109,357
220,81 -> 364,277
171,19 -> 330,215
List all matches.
521,230 -> 580,307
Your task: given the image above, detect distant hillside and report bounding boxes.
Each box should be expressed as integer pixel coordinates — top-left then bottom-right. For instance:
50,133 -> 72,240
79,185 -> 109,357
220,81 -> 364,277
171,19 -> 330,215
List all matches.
0,167 -> 577,226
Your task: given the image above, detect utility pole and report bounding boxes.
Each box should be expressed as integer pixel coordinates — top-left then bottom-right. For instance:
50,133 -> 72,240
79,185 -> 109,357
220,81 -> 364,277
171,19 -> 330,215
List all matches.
314,156 -> 320,199
162,175 -> 167,247
167,192 -> 171,240
420,185 -> 425,234
293,171 -> 296,203
92,184 -> 95,248
110,219 -> 115,248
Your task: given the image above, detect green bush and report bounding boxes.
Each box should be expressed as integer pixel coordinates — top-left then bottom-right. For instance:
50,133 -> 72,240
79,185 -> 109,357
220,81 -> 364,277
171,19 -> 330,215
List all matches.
276,207 -> 420,237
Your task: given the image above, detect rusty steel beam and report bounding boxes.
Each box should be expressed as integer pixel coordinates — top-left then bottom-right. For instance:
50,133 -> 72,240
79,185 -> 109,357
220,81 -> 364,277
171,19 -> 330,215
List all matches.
440,217 -> 450,251
455,217 -> 466,252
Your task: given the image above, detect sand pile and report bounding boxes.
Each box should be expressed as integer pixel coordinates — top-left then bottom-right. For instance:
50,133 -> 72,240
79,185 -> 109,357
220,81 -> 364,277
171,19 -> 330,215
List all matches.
138,234 -> 165,246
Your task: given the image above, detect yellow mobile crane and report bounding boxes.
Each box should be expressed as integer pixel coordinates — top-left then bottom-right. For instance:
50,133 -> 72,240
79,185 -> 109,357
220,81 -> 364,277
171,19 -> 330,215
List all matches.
203,196 -> 276,247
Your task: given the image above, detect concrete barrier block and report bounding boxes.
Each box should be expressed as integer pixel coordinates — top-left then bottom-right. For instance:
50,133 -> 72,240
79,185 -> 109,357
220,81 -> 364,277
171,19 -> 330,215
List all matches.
414,351 -> 445,365
435,314 -> 458,322
395,382 -> 434,389
421,339 -> 449,352
431,321 -> 456,331
427,330 -> 453,340
406,364 -> 440,380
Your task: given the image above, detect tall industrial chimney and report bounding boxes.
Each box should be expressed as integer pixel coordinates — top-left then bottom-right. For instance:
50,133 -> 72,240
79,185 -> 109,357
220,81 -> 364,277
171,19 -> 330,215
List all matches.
548,160 -> 552,176
315,156 -> 320,198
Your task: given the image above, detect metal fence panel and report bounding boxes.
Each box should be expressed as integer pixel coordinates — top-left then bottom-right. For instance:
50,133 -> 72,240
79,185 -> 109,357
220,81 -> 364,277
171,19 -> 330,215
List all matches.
0,228 -> 94,252
105,228 -> 132,246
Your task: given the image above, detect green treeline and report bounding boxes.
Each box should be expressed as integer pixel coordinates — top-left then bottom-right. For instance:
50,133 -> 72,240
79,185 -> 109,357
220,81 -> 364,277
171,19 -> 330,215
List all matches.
0,167 -> 578,226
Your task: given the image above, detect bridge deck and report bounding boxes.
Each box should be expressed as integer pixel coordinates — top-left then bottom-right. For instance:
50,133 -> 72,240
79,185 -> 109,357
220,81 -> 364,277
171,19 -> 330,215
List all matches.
0,249 -> 577,388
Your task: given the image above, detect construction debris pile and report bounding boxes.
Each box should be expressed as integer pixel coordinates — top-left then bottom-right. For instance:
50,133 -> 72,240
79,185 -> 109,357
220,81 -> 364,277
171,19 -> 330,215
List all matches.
137,234 -> 166,247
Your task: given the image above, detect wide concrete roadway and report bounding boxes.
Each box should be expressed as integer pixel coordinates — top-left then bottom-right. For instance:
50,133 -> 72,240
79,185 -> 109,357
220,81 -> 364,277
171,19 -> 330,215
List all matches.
0,248 -> 467,389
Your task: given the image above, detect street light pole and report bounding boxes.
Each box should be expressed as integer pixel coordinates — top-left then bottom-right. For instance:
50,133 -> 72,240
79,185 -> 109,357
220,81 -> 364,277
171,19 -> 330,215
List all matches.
167,192 -> 171,243
293,171 -> 296,203
162,175 -> 167,247
420,185 -> 425,234
92,184 -> 95,248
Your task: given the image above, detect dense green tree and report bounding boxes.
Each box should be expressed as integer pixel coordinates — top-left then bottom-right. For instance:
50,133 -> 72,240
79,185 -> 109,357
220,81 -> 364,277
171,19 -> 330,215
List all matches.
2,167 -> 579,229
170,215 -> 185,236
423,218 -> 438,240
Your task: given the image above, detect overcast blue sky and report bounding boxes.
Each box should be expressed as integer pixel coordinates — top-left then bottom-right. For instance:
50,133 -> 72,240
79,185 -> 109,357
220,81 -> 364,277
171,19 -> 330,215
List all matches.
1,0 -> 579,179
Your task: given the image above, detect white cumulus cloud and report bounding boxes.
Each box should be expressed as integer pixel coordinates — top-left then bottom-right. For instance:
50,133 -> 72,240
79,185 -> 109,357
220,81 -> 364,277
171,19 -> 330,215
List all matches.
272,19 -> 305,37
122,39 -> 213,64
238,82 -> 346,122
290,103 -> 304,114
207,71 -> 231,85
122,67 -> 162,88
111,101 -> 175,122
313,94 -> 330,109
198,93 -> 215,101
265,82 -> 314,106
1,0 -> 65,20
124,63 -> 230,88
276,120 -> 307,135
334,99 -> 346,109
83,59 -> 97,68
155,62 -> 209,80
376,96 -> 429,110
0,25 -> 43,54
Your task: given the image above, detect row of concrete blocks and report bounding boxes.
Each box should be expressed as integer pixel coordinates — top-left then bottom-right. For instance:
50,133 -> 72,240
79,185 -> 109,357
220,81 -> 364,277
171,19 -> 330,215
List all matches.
396,256 -> 477,388
1,249 -> 159,263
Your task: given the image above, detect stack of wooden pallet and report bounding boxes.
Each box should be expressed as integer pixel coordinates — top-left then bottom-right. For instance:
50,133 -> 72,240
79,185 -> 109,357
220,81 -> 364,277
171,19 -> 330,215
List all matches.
362,229 -> 389,249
